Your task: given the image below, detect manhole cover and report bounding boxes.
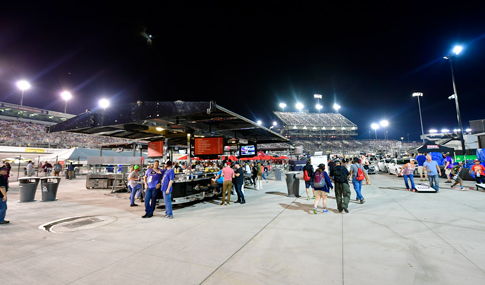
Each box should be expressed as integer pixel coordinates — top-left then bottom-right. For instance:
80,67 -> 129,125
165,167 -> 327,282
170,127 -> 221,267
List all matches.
39,216 -> 117,233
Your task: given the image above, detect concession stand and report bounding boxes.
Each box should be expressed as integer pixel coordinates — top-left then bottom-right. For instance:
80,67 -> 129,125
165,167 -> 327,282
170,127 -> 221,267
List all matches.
48,101 -> 289,205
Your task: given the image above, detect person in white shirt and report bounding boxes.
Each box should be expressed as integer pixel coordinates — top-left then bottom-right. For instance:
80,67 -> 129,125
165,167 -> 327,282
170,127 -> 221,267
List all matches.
128,165 -> 142,206
26,161 -> 33,177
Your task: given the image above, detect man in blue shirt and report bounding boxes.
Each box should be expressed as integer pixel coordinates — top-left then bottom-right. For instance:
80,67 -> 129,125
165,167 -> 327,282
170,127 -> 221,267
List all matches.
161,161 -> 175,219
423,154 -> 442,192
443,153 -> 453,183
415,153 -> 427,181
143,160 -> 164,218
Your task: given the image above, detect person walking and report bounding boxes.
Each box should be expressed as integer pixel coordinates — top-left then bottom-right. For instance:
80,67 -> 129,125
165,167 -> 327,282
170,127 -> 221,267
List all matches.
42,161 -> 52,177
53,162 -> 62,177
68,162 -> 75,180
349,157 -> 370,203
221,162 -> 235,205
471,159 -> 485,184
0,167 -> 9,224
312,164 -> 333,214
161,161 -> 175,219
303,160 -> 315,200
424,154 -> 441,192
443,153 -> 453,183
330,160 -> 351,213
26,161 -> 33,177
143,160 -> 163,218
415,153 -> 428,181
256,162 -> 264,190
233,162 -> 246,204
251,163 -> 258,187
128,165 -> 142,207
399,159 -> 417,191
450,161 -> 465,190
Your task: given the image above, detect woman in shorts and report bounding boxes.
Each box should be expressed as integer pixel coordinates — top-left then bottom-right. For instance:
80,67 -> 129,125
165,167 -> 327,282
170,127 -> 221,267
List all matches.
312,164 -> 333,214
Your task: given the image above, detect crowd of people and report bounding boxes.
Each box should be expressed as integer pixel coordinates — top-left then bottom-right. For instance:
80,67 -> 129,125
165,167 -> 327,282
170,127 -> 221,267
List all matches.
291,139 -> 420,154
0,120 -> 129,149
274,111 -> 356,128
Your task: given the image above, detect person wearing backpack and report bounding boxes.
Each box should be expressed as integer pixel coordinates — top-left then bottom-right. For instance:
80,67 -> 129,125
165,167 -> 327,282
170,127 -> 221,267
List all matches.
349,157 -> 370,204
330,160 -> 351,213
303,160 -> 315,200
312,164 -> 333,214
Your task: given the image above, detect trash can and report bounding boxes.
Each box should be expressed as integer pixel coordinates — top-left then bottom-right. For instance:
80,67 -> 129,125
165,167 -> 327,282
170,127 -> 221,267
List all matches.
285,171 -> 300,197
18,177 -> 41,202
40,177 -> 61,202
275,168 -> 282,181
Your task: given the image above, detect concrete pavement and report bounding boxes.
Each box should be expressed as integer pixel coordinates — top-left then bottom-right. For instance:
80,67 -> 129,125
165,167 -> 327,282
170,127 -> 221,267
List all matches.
1,173 -> 485,285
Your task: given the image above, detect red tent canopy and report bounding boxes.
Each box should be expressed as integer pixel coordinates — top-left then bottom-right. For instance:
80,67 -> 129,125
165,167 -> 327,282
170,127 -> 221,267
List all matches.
222,155 -> 238,161
276,156 -> 289,160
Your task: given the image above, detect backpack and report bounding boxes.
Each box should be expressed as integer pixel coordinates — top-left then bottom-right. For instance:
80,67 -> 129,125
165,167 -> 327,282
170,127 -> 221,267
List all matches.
303,170 -> 311,181
54,164 -> 62,172
356,166 -> 365,181
333,166 -> 347,183
313,171 -> 327,188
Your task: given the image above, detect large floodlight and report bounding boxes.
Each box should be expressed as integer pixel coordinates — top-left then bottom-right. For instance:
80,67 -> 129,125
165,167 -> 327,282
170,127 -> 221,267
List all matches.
257,120 -> 262,125
333,103 -> 341,112
413,92 -> 425,143
453,46 -> 463,55
380,120 -> 389,127
99,98 -> 110,109
61,91 -> 72,113
371,123 -> 379,130
273,121 -> 277,126
441,129 -> 450,133
296,102 -> 304,111
429,129 -> 438,133
316,104 -> 322,112
279,102 -> 286,112
17,80 -> 31,106
466,128 -> 472,132
314,94 -> 322,99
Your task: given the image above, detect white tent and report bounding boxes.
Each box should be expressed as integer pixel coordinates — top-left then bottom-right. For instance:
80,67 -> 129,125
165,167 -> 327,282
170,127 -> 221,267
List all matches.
42,147 -> 147,162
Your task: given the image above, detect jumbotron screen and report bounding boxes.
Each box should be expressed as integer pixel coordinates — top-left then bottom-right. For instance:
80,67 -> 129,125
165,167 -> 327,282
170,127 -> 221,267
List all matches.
239,145 -> 256,157
194,137 -> 224,156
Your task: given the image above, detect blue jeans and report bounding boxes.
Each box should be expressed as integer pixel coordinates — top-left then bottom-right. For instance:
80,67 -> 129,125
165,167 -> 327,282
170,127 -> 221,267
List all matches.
129,184 -> 142,205
0,199 -> 7,222
163,191 -> 173,217
144,187 -> 158,215
403,174 -> 415,190
429,175 -> 439,191
234,183 -> 245,203
262,171 -> 267,180
352,178 -> 364,200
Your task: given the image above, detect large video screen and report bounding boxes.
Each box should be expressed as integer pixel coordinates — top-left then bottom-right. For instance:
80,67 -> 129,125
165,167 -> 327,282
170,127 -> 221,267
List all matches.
194,137 -> 224,156
239,145 -> 257,157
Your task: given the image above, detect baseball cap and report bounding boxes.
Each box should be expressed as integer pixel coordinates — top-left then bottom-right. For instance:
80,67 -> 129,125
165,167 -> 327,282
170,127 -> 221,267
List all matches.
474,159 -> 480,162
226,162 -> 231,166
134,165 -> 140,170
165,161 -> 173,166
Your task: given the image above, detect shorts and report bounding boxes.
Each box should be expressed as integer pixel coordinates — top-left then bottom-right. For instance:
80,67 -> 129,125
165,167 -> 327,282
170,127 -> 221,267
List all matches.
418,166 -> 425,175
445,168 -> 452,176
453,175 -> 462,182
305,181 -> 313,188
315,190 -> 328,196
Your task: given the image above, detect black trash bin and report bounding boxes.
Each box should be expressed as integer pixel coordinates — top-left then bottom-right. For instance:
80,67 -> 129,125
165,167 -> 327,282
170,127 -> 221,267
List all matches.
18,177 -> 41,202
285,172 -> 300,197
40,177 -> 61,202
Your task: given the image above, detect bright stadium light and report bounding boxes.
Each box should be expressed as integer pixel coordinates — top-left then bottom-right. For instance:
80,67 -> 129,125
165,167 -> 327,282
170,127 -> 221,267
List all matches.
371,123 -> 379,130
61,91 -> 72,113
441,129 -> 450,133
17,80 -> 31,106
453,129 -> 460,132
466,128 -> 472,132
296,102 -> 304,111
273,121 -> 277,126
380,120 -> 389,127
99,98 -> 110,109
257,120 -> 262,125
279,102 -> 286,112
429,129 -> 438,133
453,46 -> 463,55
333,103 -> 341,112
316,104 -> 322,112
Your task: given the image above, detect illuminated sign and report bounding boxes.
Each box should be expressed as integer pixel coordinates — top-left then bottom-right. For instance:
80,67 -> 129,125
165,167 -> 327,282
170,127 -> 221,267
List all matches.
148,141 -> 164,158
427,145 -> 439,149
194,137 -> 224,156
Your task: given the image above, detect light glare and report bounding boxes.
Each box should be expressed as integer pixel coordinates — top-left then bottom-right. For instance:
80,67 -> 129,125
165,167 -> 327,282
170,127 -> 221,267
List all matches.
380,120 -> 389,127
17,80 -> 31,91
99,98 -> 110,109
316,104 -> 322,110
453,46 -> 463,55
296,103 -> 304,110
61,91 -> 72,100
429,129 -> 438,133
371,123 -> 379,130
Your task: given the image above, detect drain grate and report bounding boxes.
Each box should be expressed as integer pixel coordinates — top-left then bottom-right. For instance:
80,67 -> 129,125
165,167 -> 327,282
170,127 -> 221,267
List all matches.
39,216 -> 117,233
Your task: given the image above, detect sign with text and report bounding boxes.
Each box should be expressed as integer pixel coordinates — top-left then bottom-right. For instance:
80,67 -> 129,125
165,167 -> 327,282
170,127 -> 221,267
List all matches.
148,141 -> 164,158
427,145 -> 439,149
194,137 -> 224,156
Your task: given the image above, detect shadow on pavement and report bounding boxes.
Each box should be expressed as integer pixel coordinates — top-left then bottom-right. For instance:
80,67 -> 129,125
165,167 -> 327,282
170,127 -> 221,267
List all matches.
265,191 -> 287,197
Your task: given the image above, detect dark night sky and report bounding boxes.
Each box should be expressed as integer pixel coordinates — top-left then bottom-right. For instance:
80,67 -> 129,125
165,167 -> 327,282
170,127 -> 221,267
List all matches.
1,2 -> 484,141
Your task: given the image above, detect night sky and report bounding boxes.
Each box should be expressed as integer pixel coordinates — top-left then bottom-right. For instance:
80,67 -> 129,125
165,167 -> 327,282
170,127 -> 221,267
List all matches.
1,2 -> 484,141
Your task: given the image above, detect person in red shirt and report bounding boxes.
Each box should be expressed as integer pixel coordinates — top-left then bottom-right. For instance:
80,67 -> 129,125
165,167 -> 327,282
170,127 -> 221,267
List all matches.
471,159 -> 485,184
220,162 -> 235,206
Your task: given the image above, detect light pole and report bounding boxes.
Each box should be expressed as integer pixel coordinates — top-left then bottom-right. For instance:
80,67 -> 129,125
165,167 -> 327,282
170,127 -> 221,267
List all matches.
17,80 -> 31,106
371,123 -> 379,153
444,46 -> 466,160
412,92 -> 425,143
316,104 -> 322,113
279,103 -> 286,112
334,104 -> 342,153
61,91 -> 72,113
380,120 -> 389,139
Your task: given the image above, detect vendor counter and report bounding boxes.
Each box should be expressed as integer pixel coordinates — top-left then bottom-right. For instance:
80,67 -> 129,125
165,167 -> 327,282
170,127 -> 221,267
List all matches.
157,172 -> 218,205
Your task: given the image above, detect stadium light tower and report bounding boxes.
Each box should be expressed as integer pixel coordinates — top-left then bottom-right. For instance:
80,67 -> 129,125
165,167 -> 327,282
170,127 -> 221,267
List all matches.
99,98 -> 110,109
444,45 -> 466,160
333,103 -> 341,113
279,103 -> 286,112
380,120 -> 389,140
296,102 -> 304,112
371,123 -> 379,139
17,80 -> 31,106
316,104 -> 322,112
61,91 -> 72,113
412,92 -> 425,143
273,121 -> 277,126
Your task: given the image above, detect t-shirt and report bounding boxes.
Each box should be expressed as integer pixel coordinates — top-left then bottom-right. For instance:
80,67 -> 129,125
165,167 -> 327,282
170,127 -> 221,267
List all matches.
128,171 -> 140,188
234,167 -> 244,185
68,164 -> 74,171
26,163 -> 32,170
216,170 -> 224,184
0,175 -> 7,198
444,156 -> 453,169
416,155 -> 426,167
145,168 -> 163,188
471,164 -> 485,176
221,167 -> 235,182
350,164 -> 364,179
161,168 -> 175,193
423,160 -> 439,176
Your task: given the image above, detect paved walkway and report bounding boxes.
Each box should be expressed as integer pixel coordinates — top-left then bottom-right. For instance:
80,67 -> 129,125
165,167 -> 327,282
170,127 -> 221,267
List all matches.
1,173 -> 485,285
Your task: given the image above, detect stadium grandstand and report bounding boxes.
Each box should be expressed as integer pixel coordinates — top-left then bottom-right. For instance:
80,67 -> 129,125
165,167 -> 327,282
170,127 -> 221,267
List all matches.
0,101 -> 130,149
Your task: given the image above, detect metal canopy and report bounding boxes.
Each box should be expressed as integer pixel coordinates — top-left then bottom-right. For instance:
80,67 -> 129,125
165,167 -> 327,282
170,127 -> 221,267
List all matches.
48,101 -> 289,145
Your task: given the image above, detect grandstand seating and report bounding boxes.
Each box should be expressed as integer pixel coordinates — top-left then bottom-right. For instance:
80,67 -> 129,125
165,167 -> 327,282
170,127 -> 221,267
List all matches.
274,112 -> 357,128
0,120 -> 129,149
